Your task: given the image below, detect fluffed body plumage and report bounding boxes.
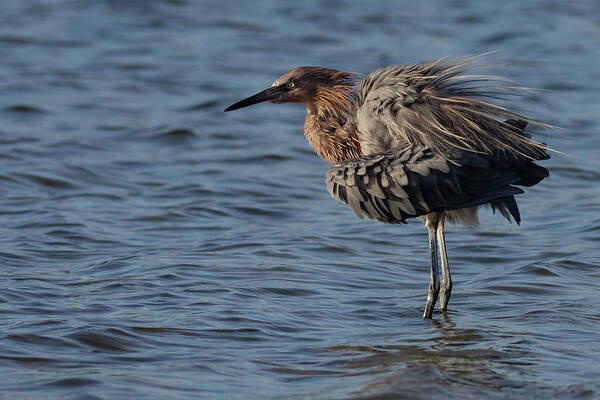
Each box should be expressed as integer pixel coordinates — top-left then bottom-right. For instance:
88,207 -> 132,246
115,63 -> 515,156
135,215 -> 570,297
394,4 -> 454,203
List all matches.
224,57 -> 551,318
295,61 -> 550,227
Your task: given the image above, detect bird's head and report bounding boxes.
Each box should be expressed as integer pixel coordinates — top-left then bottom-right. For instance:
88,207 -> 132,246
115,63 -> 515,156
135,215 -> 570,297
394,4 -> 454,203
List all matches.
224,66 -> 355,112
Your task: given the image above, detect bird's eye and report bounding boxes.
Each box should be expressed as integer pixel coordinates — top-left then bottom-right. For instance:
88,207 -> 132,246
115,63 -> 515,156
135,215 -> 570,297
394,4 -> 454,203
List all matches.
286,82 -> 295,89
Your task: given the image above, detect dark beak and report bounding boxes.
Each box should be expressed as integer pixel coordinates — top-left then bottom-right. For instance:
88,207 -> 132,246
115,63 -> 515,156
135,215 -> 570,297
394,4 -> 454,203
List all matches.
224,86 -> 284,112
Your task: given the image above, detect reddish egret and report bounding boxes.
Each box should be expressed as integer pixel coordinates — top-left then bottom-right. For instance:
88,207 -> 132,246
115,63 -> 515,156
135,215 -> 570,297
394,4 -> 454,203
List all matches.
225,58 -> 549,319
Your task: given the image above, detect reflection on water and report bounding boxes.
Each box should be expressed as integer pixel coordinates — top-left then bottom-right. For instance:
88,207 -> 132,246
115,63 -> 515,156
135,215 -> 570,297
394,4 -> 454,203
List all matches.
1,0 -> 600,399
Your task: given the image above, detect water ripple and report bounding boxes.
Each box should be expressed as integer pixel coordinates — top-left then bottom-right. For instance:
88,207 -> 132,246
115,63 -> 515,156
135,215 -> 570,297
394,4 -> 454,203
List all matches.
0,0 -> 598,399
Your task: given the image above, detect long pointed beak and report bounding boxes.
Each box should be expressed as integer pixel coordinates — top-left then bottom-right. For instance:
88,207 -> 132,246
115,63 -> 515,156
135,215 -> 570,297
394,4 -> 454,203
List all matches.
224,86 -> 284,112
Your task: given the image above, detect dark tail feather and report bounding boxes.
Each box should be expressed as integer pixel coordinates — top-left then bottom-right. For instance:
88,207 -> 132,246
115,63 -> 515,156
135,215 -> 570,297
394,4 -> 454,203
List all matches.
517,163 -> 549,186
503,118 -> 550,187
491,195 -> 521,225
503,195 -> 521,225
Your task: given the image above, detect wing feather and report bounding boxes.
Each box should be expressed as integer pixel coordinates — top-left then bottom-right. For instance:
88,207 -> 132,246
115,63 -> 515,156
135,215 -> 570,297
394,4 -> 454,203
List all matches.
326,145 -> 527,224
352,58 -> 550,161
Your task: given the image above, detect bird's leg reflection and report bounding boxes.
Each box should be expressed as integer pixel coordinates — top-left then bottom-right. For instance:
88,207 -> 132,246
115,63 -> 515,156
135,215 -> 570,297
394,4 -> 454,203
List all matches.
437,219 -> 452,312
432,309 -> 453,328
423,225 -> 440,319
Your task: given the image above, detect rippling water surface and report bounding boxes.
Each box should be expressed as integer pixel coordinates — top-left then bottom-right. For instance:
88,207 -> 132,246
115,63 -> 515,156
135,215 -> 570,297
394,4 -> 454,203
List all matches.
1,1 -> 599,399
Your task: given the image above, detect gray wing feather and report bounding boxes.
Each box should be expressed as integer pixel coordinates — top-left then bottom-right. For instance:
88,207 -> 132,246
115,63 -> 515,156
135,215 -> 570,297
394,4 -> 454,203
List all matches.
326,145 -> 524,224
353,60 -> 549,160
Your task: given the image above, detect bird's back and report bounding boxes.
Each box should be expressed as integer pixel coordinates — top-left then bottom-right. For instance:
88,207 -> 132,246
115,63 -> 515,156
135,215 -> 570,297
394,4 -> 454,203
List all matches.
350,59 -> 549,161
327,58 -> 550,226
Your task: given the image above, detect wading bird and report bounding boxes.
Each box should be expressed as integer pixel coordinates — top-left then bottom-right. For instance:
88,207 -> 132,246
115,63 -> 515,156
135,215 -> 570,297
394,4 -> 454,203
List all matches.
225,58 -> 549,319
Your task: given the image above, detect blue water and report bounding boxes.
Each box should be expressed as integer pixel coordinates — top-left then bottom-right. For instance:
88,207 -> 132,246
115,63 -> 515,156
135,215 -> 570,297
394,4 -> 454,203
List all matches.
1,1 -> 599,399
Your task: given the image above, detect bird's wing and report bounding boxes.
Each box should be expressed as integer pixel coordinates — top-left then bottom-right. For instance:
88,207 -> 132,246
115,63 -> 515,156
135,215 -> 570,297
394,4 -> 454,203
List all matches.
326,145 -> 524,224
353,59 -> 548,160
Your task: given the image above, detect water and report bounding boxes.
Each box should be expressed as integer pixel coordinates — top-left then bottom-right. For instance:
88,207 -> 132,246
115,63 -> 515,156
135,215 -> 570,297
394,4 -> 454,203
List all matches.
1,1 -> 599,398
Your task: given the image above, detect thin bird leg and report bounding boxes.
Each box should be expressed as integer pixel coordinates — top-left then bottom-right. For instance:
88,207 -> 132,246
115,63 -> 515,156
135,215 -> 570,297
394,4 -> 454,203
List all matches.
437,219 -> 452,312
423,225 -> 440,319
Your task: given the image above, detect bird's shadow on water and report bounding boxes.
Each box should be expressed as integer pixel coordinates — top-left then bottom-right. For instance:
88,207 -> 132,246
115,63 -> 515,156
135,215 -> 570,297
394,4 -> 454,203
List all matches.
309,313 -> 550,400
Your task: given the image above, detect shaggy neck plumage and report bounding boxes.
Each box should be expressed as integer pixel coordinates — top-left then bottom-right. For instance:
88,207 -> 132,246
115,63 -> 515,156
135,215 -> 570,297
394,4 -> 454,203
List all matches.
303,81 -> 362,164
